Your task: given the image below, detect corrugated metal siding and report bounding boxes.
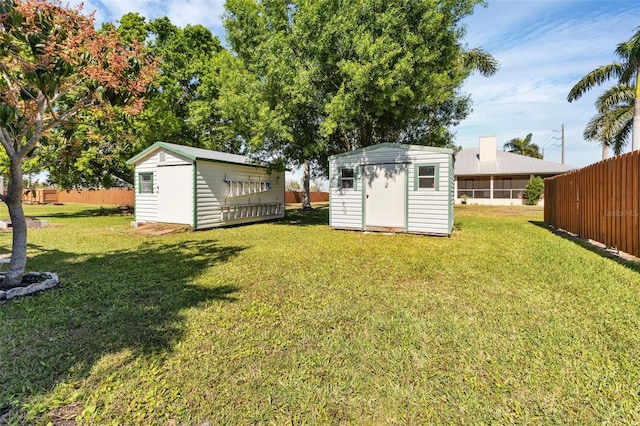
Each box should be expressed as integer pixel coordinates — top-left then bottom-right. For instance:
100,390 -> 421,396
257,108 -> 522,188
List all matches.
330,145 -> 453,235
456,147 -> 574,176
195,161 -> 285,230
407,151 -> 451,235
329,161 -> 364,230
133,156 -> 158,223
449,156 -> 455,234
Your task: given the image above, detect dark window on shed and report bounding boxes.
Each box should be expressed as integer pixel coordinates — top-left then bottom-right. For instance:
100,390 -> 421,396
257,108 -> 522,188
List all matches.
139,172 -> 153,194
341,168 -> 354,189
418,165 -> 436,189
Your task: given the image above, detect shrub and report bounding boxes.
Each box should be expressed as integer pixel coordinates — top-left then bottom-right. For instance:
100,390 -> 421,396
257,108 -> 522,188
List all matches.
523,176 -> 544,205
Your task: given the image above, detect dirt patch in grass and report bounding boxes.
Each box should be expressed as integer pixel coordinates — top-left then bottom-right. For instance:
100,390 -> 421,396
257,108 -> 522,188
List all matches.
128,223 -> 191,236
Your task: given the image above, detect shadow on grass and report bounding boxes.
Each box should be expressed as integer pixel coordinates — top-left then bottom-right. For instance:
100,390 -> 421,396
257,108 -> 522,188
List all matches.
0,238 -> 245,414
530,220 -> 640,274
279,205 -> 329,226
36,206 -> 132,218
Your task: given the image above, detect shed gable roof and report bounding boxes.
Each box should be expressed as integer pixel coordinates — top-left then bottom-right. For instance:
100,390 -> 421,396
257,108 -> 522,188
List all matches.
455,147 -> 575,176
329,142 -> 453,160
126,142 -> 265,167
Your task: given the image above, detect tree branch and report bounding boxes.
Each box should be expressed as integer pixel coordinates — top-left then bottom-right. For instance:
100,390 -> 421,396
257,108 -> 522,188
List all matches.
0,127 -> 16,157
17,95 -> 93,159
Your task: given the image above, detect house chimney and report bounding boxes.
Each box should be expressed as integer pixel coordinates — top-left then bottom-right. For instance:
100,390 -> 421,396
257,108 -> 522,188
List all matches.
479,136 -> 497,162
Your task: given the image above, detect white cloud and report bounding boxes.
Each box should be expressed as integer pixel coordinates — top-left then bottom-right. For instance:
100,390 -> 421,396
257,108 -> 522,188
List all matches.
166,0 -> 225,33
68,0 -> 226,40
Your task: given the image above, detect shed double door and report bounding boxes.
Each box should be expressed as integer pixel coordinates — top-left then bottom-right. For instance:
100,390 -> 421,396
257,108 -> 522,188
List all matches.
364,164 -> 406,230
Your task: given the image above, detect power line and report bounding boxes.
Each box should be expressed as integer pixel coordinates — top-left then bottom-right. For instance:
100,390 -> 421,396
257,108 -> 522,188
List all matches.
551,124 -> 565,164
564,106 -> 593,126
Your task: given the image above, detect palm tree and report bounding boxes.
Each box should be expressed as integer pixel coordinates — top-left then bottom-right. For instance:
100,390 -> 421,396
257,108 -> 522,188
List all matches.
583,84 -> 634,159
567,28 -> 640,151
462,47 -> 499,77
503,133 -> 543,158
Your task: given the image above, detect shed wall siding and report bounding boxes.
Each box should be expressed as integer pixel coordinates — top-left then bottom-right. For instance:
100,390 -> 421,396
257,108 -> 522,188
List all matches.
133,155 -> 159,223
132,148 -> 191,224
195,162 -> 285,230
406,151 -> 452,235
330,146 -> 453,235
329,161 -> 364,229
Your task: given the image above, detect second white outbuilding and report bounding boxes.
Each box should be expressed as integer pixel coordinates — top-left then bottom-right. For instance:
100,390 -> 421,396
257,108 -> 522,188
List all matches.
329,143 -> 454,236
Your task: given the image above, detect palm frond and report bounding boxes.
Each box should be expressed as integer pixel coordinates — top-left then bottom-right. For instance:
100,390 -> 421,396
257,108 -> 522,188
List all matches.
583,113 -> 605,141
462,48 -> 499,77
595,84 -> 634,111
567,63 -> 625,102
584,101 -> 633,151
612,118 -> 633,154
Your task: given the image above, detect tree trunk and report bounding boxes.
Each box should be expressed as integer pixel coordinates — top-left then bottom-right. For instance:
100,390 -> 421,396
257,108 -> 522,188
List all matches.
301,159 -> 312,210
602,144 -> 609,160
1,157 -> 28,288
633,84 -> 640,151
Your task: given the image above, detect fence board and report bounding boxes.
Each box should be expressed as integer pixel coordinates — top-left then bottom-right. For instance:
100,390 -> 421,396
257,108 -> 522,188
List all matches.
544,150 -> 640,259
23,188 -> 134,205
285,191 -> 329,203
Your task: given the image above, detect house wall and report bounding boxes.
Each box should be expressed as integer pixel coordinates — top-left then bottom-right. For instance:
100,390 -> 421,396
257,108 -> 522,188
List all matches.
455,174 -> 549,206
195,161 -> 285,230
329,145 -> 453,235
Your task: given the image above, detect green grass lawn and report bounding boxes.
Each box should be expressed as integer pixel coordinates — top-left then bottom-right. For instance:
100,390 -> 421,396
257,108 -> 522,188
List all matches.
1,203 -> 639,424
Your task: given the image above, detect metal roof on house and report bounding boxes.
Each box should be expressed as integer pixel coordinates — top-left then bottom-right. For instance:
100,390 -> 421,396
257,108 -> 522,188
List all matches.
455,147 -> 575,176
126,142 -> 265,167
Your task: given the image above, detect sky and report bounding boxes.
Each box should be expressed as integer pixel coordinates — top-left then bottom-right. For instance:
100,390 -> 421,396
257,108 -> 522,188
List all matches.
73,0 -> 640,170
458,0 -> 640,168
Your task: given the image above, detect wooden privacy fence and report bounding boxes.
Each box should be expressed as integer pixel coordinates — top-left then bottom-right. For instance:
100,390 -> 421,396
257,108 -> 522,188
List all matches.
544,150 -> 640,257
285,191 -> 329,203
23,188 -> 134,205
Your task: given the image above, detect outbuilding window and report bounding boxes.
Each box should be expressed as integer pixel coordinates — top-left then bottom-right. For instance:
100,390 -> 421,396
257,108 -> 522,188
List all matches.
340,168 -> 355,189
139,172 -> 153,194
415,164 -> 438,190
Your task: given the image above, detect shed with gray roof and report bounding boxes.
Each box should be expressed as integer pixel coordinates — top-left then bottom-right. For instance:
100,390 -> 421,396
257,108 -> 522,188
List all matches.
126,142 -> 284,229
455,136 -> 574,205
329,143 -> 454,236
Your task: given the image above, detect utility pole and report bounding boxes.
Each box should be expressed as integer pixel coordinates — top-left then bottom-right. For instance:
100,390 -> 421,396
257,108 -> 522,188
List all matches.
561,124 -> 565,165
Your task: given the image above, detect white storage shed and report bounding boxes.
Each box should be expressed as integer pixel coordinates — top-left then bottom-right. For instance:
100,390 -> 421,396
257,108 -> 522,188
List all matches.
127,142 -> 285,230
329,143 -> 454,236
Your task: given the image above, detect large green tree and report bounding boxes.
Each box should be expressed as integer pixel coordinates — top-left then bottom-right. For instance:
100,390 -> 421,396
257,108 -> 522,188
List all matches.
503,133 -> 543,159
40,14 -> 232,189
223,0 -> 496,208
0,0 -> 155,286
568,27 -> 640,152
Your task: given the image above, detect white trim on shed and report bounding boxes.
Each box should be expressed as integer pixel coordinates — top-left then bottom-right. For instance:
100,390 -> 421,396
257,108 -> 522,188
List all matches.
127,142 -> 285,229
329,143 -> 454,236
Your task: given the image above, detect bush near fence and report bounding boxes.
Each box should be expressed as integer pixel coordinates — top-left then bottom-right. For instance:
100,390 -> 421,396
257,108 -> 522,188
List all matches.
544,151 -> 640,258
285,191 -> 329,204
22,188 -> 134,205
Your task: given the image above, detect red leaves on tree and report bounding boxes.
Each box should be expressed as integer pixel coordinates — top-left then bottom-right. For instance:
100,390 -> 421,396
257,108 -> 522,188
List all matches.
0,0 -> 158,128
